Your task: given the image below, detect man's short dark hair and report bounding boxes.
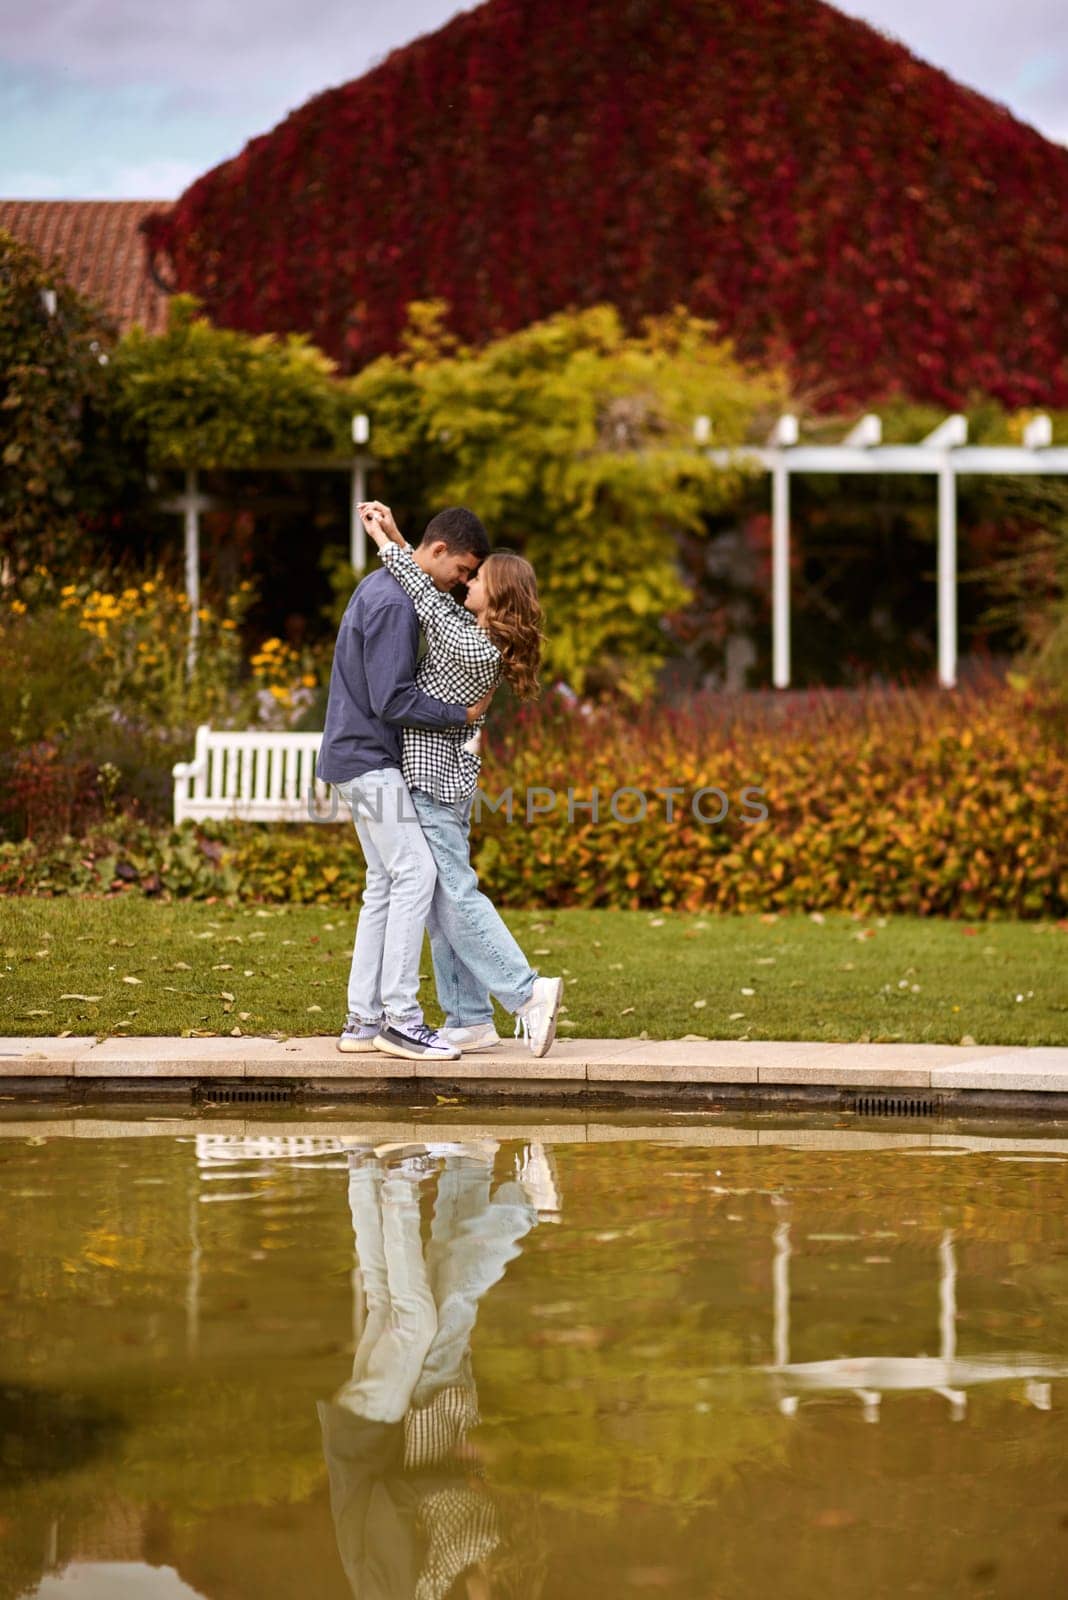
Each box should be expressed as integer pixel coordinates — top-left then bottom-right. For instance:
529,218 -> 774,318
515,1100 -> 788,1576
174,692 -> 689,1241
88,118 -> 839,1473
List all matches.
419,506 -> 490,559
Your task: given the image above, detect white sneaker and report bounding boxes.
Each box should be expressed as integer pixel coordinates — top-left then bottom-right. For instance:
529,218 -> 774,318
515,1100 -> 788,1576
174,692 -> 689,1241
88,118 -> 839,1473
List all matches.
514,976 -> 563,1058
441,1023 -> 501,1053
516,1141 -> 562,1220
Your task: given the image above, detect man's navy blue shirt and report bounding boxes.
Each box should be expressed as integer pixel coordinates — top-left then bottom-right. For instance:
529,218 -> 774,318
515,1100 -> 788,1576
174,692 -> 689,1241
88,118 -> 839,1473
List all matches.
316,568 -> 467,784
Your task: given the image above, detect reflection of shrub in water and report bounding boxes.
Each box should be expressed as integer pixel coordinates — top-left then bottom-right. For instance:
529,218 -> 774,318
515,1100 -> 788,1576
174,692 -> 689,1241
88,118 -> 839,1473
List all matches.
0,1382 -> 122,1486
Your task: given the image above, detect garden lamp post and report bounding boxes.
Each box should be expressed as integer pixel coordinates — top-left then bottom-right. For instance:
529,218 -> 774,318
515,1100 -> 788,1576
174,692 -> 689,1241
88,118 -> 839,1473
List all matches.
350,413 -> 372,572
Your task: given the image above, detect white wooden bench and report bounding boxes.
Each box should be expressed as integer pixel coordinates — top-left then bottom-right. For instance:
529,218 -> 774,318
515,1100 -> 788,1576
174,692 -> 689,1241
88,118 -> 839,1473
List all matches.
173,725 -> 341,823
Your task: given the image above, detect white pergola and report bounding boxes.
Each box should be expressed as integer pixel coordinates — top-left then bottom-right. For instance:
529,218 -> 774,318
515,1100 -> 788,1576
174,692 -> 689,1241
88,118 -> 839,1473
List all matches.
161,414 -> 373,671
767,1221 -> 1064,1420
704,412 -> 1068,689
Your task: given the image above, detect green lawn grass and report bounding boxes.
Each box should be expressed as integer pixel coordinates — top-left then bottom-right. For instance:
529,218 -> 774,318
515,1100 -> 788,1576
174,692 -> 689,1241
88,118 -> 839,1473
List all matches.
3,899 -> 1066,1045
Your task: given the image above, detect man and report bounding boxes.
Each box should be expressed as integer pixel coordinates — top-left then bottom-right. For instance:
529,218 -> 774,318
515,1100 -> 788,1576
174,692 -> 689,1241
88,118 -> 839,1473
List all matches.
317,507 -> 494,1062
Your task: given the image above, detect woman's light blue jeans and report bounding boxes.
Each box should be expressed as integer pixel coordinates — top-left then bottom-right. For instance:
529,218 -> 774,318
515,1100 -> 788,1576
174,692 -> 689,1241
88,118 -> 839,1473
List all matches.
411,788 -> 538,1028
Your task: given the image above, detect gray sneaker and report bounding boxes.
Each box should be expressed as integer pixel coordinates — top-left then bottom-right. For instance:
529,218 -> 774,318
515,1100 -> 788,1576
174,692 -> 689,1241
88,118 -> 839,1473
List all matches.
373,1019 -> 461,1062
338,1014 -> 383,1053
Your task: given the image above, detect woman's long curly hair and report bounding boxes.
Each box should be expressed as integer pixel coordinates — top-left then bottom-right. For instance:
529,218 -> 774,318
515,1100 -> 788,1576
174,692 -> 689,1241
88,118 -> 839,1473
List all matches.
480,552 -> 544,701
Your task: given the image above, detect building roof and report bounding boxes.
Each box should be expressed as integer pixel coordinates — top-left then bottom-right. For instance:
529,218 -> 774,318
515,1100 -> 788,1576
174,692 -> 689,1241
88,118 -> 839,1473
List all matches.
0,199 -> 172,334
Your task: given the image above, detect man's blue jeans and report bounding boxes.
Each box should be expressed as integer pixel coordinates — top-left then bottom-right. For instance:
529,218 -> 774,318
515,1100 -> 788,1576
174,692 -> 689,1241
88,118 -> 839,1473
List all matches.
412,788 -> 537,1028
336,767 -> 436,1026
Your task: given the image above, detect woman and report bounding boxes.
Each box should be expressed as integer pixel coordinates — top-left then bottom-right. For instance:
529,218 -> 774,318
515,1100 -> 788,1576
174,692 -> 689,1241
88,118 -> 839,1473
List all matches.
358,500 -> 563,1059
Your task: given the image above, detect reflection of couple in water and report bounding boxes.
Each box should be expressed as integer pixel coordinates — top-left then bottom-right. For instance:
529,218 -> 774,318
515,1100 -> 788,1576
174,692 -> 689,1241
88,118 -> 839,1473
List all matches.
319,1142 -> 559,1600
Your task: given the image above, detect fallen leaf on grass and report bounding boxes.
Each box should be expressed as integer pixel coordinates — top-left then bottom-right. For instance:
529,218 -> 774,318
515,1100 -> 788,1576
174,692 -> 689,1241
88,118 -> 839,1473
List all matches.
122,976 -> 142,985
60,994 -> 101,1003
307,1005 -> 323,1013
729,1011 -> 745,1020
693,999 -> 707,1009
212,963 -> 233,972
620,1006 -> 635,1015
18,1010 -> 52,1017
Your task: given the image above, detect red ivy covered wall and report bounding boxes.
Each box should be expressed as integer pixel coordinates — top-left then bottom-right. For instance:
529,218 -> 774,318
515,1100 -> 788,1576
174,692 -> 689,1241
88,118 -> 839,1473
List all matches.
143,0 -> 1068,412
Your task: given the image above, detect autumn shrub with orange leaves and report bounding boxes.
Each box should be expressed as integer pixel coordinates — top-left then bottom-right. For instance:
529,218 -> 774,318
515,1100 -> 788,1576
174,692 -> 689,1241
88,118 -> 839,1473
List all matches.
471,675 -> 1068,919
2,672 -> 1063,918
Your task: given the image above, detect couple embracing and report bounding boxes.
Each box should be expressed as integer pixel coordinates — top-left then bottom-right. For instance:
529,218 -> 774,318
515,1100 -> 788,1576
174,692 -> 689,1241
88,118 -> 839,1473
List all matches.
316,502 -> 563,1064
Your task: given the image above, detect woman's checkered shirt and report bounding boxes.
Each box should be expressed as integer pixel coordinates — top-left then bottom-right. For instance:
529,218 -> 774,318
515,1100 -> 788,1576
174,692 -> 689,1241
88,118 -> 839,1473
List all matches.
379,543 -> 501,803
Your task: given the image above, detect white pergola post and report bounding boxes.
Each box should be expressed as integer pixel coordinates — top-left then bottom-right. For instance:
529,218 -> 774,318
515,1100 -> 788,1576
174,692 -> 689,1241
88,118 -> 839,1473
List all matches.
161,469 -> 216,675
920,416 -> 968,691
937,464 -> 957,689
769,416 -> 798,689
184,468 -> 201,674
772,462 -> 791,689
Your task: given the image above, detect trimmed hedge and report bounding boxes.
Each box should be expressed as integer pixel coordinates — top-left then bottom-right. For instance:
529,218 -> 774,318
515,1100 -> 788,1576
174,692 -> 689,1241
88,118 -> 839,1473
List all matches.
1,679 -> 1064,918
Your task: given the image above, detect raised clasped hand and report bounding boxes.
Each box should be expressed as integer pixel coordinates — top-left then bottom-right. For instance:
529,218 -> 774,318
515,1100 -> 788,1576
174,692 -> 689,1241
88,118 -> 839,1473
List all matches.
358,500 -> 405,547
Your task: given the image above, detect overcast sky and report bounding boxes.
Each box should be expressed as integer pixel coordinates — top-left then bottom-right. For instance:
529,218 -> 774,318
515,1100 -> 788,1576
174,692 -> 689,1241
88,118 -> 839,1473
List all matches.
1,0 -> 1064,199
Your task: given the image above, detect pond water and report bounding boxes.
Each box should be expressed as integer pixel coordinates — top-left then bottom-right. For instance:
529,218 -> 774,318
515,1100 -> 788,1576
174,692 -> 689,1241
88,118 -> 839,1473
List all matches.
2,1109 -> 1067,1600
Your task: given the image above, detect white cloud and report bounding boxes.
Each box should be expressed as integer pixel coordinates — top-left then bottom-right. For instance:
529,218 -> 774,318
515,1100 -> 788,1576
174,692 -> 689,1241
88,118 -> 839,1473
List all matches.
0,0 -> 1064,198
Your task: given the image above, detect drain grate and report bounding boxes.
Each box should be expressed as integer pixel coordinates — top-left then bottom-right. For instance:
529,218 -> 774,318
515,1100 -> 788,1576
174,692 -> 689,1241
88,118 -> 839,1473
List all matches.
197,1085 -> 295,1105
847,1092 -> 941,1118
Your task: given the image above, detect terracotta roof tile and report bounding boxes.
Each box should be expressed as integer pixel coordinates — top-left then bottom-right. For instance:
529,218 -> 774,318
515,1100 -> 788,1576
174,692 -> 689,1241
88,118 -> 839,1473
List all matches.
0,199 -> 172,334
